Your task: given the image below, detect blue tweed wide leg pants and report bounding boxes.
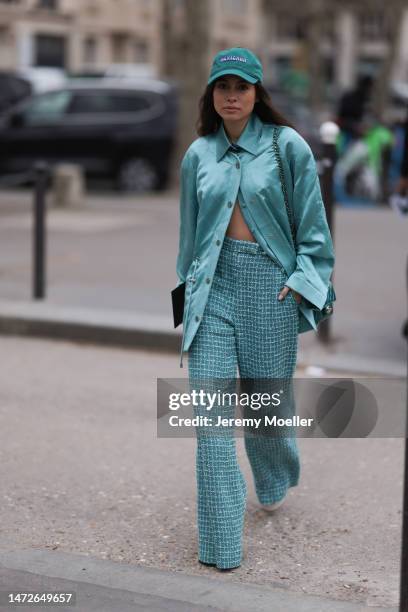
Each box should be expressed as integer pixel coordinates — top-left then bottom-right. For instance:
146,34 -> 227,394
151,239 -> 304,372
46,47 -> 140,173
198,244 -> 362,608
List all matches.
188,236 -> 300,569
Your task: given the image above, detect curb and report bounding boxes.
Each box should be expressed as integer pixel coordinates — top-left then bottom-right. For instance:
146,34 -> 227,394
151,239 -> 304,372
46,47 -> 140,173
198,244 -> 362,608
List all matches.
0,548 -> 398,612
0,299 -> 179,352
0,299 -> 405,377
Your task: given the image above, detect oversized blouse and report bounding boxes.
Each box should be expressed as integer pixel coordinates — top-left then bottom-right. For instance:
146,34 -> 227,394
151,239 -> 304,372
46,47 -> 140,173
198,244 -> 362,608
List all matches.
176,111 -> 335,367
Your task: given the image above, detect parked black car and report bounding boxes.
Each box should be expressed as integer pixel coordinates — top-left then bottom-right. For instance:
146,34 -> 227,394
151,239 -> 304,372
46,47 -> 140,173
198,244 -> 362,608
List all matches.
0,78 -> 178,192
0,72 -> 32,115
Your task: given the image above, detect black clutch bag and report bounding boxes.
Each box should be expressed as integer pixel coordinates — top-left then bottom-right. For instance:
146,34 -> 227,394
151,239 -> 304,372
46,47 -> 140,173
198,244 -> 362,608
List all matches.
171,282 -> 186,328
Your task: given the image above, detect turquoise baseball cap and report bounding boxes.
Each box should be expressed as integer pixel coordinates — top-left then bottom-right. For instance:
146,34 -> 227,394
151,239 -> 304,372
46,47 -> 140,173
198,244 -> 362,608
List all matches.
207,47 -> 263,85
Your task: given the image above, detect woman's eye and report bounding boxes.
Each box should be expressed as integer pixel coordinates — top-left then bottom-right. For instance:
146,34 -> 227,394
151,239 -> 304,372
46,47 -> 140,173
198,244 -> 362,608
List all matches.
216,82 -> 248,91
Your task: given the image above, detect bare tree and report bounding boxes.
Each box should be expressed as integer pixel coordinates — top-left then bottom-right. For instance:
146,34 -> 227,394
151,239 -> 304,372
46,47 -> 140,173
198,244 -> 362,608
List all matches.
158,0 -> 175,78
303,0 -> 327,113
161,0 -> 212,188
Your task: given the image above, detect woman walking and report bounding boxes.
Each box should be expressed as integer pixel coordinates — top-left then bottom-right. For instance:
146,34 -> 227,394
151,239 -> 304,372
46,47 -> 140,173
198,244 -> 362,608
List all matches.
175,47 -> 335,570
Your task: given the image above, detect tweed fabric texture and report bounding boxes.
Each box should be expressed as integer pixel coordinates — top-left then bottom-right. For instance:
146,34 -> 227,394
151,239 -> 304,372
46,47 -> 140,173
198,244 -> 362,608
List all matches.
188,236 -> 300,568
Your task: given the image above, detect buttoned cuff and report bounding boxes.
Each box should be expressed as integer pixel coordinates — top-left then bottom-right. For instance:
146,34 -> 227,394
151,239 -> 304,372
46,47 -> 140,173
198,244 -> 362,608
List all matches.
284,272 -> 327,310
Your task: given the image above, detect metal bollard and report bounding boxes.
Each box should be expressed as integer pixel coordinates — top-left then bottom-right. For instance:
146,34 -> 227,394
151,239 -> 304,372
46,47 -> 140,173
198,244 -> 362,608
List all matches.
317,121 -> 339,344
33,161 -> 49,299
52,163 -> 84,208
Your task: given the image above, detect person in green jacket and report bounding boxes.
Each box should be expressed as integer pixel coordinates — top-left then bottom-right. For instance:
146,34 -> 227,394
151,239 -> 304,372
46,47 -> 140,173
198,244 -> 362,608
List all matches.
176,47 -> 335,570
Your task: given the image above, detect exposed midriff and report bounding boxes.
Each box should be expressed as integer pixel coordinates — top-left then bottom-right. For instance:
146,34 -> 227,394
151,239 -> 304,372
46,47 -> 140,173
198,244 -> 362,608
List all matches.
225,198 -> 257,242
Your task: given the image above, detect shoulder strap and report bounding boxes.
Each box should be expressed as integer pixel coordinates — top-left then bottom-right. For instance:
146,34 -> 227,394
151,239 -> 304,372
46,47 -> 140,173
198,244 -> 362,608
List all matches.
272,125 -> 296,248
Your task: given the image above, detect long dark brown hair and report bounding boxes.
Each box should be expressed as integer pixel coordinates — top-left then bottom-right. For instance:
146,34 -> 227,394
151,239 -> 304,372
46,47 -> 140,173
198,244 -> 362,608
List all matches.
195,79 -> 297,136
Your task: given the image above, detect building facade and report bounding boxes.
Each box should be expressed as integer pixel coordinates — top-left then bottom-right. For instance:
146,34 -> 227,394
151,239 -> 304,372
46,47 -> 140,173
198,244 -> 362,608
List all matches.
0,0 -> 406,91
0,0 -> 161,73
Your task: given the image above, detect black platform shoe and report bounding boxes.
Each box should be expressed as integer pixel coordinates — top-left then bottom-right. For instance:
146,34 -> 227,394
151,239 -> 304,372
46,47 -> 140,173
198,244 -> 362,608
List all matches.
199,559 -> 241,570
198,560 -> 216,567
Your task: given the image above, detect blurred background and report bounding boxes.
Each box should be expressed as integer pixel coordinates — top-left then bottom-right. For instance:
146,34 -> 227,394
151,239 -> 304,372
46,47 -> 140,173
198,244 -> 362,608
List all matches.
0,2 -> 407,606
0,0 -> 407,195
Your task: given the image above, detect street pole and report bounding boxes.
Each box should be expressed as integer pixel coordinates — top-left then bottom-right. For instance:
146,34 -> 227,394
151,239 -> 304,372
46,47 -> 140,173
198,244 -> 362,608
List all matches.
33,161 -> 49,300
317,121 -> 339,344
400,346 -> 408,611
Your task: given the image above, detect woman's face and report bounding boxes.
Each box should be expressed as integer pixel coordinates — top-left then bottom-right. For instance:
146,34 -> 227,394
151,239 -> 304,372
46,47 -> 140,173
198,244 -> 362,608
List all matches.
212,74 -> 257,124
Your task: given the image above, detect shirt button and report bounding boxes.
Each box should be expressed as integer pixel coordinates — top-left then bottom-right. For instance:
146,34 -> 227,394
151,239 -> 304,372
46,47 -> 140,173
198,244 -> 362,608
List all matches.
206,277 -> 211,284
227,201 -> 233,207
241,202 -> 246,208
216,239 -> 221,246
195,315 -> 200,322
235,161 -> 240,169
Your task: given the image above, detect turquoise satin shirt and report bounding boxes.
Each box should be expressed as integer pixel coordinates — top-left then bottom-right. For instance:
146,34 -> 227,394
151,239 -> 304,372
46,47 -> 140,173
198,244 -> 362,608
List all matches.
176,111 -> 335,367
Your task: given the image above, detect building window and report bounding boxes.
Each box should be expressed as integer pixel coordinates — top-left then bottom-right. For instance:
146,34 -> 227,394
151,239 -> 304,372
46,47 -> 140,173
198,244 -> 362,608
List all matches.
323,55 -> 334,82
133,40 -> 148,63
321,12 -> 334,40
83,36 -> 97,65
112,34 -> 128,63
358,11 -> 388,41
34,33 -> 66,67
276,13 -> 304,40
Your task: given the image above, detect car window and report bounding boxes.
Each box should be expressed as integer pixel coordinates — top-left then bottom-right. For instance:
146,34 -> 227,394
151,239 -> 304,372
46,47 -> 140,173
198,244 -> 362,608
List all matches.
67,91 -> 151,114
22,90 -> 72,124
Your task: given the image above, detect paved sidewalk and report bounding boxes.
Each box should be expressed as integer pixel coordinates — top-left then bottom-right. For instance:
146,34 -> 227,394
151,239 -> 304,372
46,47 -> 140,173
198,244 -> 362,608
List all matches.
0,336 -> 403,609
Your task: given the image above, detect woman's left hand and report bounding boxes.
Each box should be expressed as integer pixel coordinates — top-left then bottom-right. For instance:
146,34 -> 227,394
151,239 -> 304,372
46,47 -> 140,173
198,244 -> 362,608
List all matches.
278,285 -> 302,304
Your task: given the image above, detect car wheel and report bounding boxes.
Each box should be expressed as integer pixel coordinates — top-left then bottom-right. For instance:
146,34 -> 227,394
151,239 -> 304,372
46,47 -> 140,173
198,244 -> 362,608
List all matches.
117,158 -> 159,193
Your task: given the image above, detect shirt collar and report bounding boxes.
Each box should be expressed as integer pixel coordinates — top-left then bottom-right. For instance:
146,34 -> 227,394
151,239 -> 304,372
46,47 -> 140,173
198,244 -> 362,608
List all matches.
215,111 -> 263,162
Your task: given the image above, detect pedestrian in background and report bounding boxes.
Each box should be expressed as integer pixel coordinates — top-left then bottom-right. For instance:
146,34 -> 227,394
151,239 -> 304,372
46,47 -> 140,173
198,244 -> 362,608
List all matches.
335,74 -> 374,153
176,47 -> 335,570
395,107 -> 408,195
394,106 -> 408,338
